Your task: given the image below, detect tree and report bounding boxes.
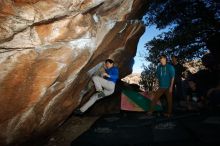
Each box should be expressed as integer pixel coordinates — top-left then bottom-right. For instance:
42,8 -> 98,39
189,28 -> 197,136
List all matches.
140,0 -> 219,90
144,0 -> 220,64
139,63 -> 157,91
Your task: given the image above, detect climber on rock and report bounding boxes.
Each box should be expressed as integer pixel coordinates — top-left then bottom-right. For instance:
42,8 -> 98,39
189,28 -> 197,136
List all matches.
74,59 -> 119,115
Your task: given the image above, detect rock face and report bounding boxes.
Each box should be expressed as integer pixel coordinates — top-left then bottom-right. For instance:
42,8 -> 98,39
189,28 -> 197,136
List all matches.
0,0 -> 146,145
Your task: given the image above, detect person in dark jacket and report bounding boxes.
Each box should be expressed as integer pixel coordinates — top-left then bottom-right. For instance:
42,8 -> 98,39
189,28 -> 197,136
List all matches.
171,55 -> 186,104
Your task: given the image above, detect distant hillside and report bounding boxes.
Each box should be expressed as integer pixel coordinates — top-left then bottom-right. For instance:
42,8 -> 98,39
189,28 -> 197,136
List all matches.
122,60 -> 204,88
121,73 -> 141,85
184,60 -> 204,74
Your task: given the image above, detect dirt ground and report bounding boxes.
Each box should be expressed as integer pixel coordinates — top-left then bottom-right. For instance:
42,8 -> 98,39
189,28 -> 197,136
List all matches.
44,116 -> 99,146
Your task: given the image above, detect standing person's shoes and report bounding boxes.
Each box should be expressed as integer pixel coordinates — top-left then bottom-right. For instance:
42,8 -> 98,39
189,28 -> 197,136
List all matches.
163,113 -> 172,118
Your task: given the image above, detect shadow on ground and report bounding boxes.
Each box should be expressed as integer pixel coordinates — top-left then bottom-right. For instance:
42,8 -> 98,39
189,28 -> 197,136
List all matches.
71,110 -> 220,146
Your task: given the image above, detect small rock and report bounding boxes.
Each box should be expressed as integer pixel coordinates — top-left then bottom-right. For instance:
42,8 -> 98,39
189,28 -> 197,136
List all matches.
49,137 -> 55,141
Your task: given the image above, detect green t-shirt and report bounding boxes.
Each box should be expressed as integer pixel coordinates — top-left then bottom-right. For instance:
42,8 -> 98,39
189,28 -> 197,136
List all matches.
156,64 -> 175,88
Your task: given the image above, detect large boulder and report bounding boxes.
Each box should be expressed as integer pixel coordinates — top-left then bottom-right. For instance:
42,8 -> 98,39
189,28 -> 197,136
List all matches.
0,0 -> 147,145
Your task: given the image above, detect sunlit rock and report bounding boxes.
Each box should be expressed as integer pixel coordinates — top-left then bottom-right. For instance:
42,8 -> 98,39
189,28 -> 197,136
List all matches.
0,0 -> 147,145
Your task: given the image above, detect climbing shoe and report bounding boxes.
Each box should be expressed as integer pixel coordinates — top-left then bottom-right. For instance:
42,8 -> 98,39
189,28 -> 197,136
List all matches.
97,91 -> 105,98
74,108 -> 84,116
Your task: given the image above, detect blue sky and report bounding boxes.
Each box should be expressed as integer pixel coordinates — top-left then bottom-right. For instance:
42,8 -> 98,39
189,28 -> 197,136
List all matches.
132,25 -> 169,73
